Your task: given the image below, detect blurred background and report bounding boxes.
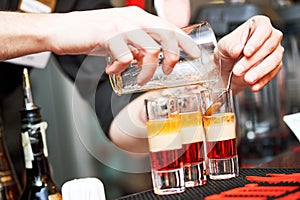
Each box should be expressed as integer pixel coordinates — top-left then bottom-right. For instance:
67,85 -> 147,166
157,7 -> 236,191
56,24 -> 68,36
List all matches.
2,0 -> 300,199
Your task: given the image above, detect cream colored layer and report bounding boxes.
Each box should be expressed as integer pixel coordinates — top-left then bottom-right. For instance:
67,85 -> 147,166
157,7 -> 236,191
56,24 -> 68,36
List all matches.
180,126 -> 204,144
149,132 -> 181,152
205,122 -> 236,141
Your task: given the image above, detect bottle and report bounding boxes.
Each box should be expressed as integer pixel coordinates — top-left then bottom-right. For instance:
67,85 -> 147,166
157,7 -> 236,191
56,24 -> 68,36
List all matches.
0,115 -> 22,200
108,21 -> 220,96
19,68 -> 62,200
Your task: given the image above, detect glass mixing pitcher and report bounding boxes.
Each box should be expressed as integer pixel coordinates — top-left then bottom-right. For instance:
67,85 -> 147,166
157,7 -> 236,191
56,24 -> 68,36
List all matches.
108,21 -> 221,96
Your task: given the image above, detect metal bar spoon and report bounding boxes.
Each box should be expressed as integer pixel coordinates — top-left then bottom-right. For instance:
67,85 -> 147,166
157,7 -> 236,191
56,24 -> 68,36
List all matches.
205,19 -> 254,116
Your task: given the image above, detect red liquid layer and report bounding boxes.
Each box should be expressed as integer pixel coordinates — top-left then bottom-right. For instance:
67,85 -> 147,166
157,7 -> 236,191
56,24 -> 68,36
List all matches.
150,149 -> 183,171
182,141 -> 205,164
206,138 -> 237,159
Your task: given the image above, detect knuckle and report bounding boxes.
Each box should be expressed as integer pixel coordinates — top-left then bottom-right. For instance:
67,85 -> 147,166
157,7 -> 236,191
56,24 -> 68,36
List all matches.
117,54 -> 133,65
146,47 -> 160,56
274,29 -> 283,40
167,50 -> 180,61
254,15 -> 271,26
280,46 -> 285,55
276,46 -> 285,58
261,15 -> 271,24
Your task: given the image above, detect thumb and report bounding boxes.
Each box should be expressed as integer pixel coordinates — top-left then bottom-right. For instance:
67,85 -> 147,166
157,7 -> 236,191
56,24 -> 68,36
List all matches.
218,20 -> 252,60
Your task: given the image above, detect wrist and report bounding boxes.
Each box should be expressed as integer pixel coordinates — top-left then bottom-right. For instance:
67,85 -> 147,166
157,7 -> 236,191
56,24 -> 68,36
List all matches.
36,13 -> 64,54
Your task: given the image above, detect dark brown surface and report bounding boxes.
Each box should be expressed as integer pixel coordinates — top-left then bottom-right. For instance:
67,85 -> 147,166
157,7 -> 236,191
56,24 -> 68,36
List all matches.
257,146 -> 300,168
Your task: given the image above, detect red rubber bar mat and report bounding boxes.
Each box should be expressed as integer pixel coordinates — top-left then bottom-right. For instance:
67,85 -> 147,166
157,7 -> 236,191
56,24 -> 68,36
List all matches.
205,173 -> 300,200
116,169 -> 300,200
246,173 -> 300,184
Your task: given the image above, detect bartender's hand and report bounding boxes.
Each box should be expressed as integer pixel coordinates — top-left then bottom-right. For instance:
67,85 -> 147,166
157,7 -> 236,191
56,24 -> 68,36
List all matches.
1,6 -> 200,85
216,15 -> 284,94
47,6 -> 200,85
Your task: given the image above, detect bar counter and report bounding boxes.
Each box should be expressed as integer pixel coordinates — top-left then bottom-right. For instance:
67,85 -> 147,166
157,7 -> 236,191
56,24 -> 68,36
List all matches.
116,147 -> 300,200
257,146 -> 300,168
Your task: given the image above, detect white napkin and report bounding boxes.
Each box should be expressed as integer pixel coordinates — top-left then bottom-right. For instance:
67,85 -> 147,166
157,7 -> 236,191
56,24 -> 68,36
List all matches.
283,112 -> 300,142
62,177 -> 106,200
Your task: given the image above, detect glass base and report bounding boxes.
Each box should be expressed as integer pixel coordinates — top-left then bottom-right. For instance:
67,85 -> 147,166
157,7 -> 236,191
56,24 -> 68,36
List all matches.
184,161 -> 207,187
152,168 -> 185,195
208,155 -> 239,180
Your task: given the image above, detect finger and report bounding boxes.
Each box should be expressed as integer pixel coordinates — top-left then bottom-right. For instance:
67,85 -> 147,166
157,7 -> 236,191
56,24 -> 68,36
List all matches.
144,27 -> 180,74
160,31 -> 179,75
105,34 -> 133,74
106,57 -> 132,74
128,45 -> 144,68
234,29 -> 283,77
143,20 -> 201,59
159,30 -> 179,75
243,16 -> 273,57
244,45 -> 284,84
249,61 -> 283,92
124,29 -> 161,85
217,19 -> 252,60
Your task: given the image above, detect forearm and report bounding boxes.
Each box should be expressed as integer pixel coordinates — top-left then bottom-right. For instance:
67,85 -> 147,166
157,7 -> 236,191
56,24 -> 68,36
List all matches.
0,11 -> 52,61
0,10 -> 109,61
